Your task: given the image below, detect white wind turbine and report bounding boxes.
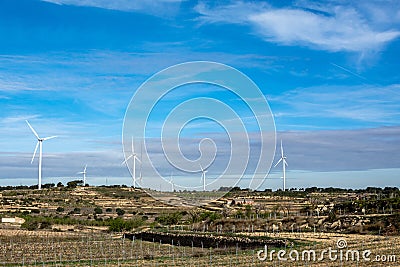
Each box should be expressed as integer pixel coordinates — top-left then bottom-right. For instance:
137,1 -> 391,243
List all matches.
200,165 -> 207,191
77,164 -> 87,186
274,140 -> 288,191
122,137 -> 141,188
26,120 -> 57,190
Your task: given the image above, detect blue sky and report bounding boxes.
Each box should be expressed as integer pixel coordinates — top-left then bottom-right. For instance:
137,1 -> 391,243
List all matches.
0,0 -> 399,190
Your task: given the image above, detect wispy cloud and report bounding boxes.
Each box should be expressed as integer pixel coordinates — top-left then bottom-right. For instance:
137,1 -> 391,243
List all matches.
269,84 -> 400,125
195,1 -> 400,53
277,126 -> 400,172
41,0 -> 184,16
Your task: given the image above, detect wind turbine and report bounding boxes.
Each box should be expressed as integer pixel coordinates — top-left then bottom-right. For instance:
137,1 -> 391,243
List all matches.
200,165 -> 207,191
122,137 -> 141,188
77,164 -> 87,186
26,120 -> 57,190
274,140 -> 288,191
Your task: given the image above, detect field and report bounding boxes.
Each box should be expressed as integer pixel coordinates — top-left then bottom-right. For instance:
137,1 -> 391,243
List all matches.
0,229 -> 398,266
0,186 -> 399,266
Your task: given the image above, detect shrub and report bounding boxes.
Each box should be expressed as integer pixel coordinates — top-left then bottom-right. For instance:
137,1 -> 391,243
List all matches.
94,207 -> 103,214
67,180 -> 83,188
155,212 -> 182,225
21,220 -> 39,231
108,217 -> 143,232
116,208 -> 125,216
72,207 -> 81,214
56,207 -> 64,213
39,221 -> 52,229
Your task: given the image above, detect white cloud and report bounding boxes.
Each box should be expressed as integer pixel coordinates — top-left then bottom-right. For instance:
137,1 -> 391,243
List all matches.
195,1 -> 400,53
268,84 -> 400,124
277,126 -> 400,172
41,0 -> 183,16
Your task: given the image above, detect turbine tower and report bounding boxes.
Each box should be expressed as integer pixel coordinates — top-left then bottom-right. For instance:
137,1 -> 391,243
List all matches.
274,140 -> 288,191
200,165 -> 207,191
26,120 -> 57,190
122,137 -> 141,188
77,164 -> 87,186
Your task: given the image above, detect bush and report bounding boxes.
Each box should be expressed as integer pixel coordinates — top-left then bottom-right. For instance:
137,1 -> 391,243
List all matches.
67,180 -> 83,188
56,207 -> 64,213
94,207 -> 103,214
116,208 -> 125,216
39,221 -> 52,229
155,212 -> 182,225
71,207 -> 81,214
108,217 -> 143,232
21,220 -> 39,231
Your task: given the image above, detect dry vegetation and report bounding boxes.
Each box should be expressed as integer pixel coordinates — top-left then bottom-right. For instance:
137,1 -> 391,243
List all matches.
0,185 -> 399,266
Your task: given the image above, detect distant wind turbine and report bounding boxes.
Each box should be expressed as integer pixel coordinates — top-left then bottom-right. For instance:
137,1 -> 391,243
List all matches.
77,164 -> 87,186
274,140 -> 288,191
122,137 -> 141,188
26,120 -> 57,190
200,165 -> 207,191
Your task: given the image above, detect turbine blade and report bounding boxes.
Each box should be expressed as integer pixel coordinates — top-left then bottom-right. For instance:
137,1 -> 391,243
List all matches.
26,120 -> 39,139
84,164 -> 87,172
31,141 -> 39,164
43,136 -> 57,141
131,136 -> 135,154
284,159 -> 288,166
273,158 -> 282,168
280,140 -> 284,157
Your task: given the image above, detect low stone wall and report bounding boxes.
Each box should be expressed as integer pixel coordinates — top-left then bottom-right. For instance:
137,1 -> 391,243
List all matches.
124,231 -> 286,249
